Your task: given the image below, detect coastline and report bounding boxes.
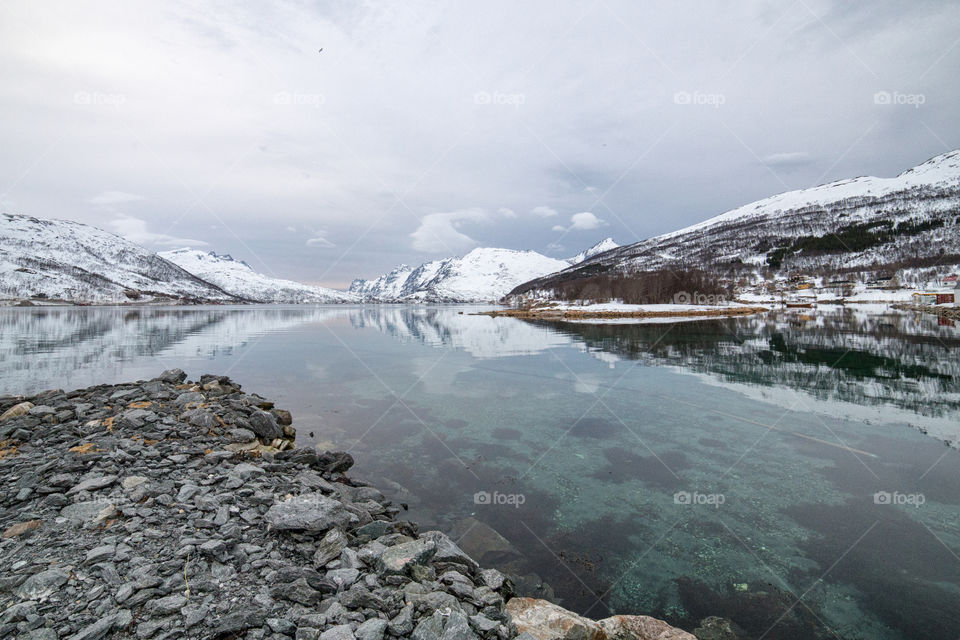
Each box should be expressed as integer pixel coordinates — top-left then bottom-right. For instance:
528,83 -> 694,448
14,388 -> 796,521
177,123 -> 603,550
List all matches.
475,305 -> 769,321
0,371 -> 696,640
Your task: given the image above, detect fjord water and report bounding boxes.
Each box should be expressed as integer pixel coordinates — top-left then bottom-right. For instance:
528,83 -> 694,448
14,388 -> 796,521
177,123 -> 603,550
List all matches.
2,305 -> 959,639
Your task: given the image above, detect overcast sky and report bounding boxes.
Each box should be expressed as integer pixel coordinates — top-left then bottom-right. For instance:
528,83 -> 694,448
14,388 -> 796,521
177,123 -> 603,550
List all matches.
1,1 -> 958,287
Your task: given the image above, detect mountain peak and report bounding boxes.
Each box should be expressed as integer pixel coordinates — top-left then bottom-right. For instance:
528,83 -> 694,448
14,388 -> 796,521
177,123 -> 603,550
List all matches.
568,238 -> 619,264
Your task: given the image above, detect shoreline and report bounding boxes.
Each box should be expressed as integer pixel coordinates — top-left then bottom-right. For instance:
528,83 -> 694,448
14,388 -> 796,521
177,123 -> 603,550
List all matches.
474,305 -> 769,321
0,371 -> 697,640
892,302 -> 960,320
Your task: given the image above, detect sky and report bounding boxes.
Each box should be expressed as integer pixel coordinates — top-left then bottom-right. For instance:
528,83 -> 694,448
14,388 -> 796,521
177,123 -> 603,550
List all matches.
0,1 -> 958,288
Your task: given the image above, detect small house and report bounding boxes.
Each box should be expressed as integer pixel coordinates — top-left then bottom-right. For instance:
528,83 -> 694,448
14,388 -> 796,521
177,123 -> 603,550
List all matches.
913,292 -> 938,306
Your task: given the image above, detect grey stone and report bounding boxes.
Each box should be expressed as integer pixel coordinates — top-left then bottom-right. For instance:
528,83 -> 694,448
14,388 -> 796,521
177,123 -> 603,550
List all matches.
470,614 -> 499,634
23,628 -> 58,640
84,544 -> 116,564
156,368 -> 186,383
247,410 -> 282,440
479,568 -> 506,591
319,625 -> 356,640
174,391 -> 204,407
146,594 -> 187,616
265,494 -> 354,532
214,609 -> 267,635
29,405 -> 56,416
421,531 -> 478,570
65,614 -> 115,640
377,538 -> 436,575
266,618 -> 296,635
122,476 -> 148,490
270,578 -> 322,606
66,475 -> 117,495
183,605 -> 208,628
15,568 -> 69,600
440,611 -> 478,640
176,484 -> 201,502
232,462 -> 265,479
355,619 -> 387,640
411,611 -> 445,640
228,428 -> 257,443
388,605 -> 414,636
327,567 -> 360,589
60,501 -> 115,526
313,527 -> 348,567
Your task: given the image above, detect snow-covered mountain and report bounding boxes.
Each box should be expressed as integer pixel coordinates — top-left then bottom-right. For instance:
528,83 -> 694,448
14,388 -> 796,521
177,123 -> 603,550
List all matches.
349,247 -> 574,302
159,248 -> 355,304
567,238 -> 619,265
512,150 -> 960,295
0,214 -> 238,304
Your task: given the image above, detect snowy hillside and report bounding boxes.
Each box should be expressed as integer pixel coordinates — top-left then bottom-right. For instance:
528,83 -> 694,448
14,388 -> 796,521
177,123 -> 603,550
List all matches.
514,150 -> 960,294
0,214 -> 237,304
349,247 -> 572,302
159,248 -> 355,304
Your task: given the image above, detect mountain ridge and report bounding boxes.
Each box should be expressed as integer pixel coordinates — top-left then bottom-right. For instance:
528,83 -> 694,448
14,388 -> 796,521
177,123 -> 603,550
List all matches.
0,213 -> 240,304
349,240 -> 619,303
510,150 -> 960,297
159,248 -> 356,304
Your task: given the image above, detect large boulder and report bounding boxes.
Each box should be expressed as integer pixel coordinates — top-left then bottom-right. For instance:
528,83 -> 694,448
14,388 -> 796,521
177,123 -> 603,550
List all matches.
506,598 -> 695,640
376,538 -> 437,575
247,409 -> 283,440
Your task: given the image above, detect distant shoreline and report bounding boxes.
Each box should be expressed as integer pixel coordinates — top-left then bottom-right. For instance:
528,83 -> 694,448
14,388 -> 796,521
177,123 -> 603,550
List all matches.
474,305 -> 769,320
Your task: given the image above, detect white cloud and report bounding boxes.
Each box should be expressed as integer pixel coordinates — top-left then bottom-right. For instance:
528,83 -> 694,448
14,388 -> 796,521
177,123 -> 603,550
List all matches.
531,205 -> 558,218
410,208 -> 487,253
109,214 -> 207,247
285,225 -> 297,232
551,211 -> 606,233
306,232 -> 335,248
569,211 -> 605,230
761,151 -> 813,168
89,190 -> 144,206
498,207 -> 516,218
547,242 -> 565,252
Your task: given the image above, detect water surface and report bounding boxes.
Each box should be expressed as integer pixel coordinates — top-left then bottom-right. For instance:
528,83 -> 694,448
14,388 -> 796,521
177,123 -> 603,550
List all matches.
1,304 -> 959,639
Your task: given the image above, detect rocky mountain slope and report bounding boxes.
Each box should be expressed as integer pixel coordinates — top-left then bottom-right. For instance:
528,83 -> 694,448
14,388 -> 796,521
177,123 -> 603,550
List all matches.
159,248 -> 356,304
0,214 -> 239,304
512,150 -> 960,295
350,240 -> 617,303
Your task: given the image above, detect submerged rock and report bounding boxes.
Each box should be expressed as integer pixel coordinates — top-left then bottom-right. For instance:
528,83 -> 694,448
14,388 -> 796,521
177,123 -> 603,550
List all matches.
506,597 -> 696,640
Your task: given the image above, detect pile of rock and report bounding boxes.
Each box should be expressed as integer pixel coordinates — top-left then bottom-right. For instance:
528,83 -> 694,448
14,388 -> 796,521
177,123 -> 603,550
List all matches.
0,370 -> 517,640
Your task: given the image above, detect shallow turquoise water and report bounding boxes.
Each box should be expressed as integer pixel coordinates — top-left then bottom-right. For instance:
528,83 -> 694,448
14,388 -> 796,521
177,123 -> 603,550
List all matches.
1,304 -> 959,639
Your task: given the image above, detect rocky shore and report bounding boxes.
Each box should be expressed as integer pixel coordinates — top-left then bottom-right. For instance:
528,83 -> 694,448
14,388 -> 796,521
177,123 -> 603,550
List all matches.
0,371 -> 696,640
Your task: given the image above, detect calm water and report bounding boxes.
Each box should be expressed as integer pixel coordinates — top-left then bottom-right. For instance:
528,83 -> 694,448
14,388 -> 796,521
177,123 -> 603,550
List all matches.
2,304 -> 959,639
